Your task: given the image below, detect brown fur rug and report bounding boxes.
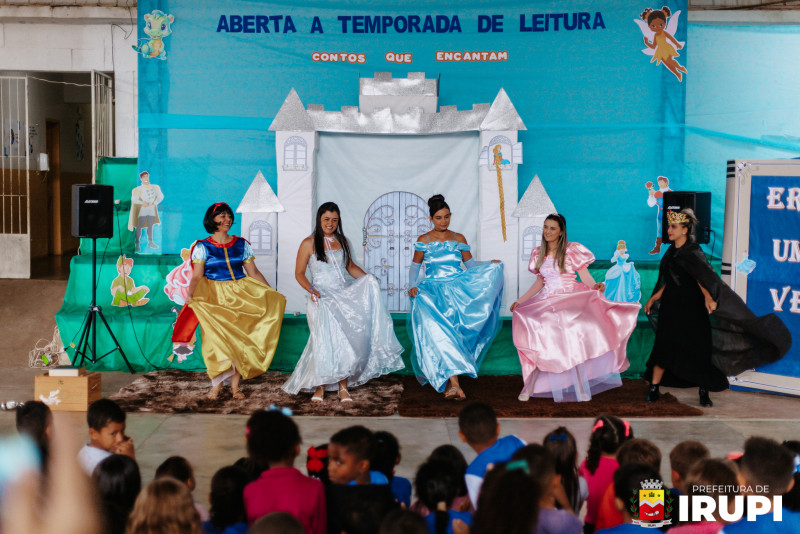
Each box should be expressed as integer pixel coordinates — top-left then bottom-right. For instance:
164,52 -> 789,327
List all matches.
398,376 -> 704,418
110,371 -> 702,417
110,370 -> 403,416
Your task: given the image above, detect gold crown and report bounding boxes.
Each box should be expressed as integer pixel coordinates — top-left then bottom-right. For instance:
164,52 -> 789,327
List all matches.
667,210 -> 689,224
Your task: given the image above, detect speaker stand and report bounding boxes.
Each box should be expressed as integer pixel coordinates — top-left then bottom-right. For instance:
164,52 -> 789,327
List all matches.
71,238 -> 135,374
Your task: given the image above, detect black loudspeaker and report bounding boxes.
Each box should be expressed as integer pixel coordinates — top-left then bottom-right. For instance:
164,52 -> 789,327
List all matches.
71,184 -> 114,238
662,191 -> 711,244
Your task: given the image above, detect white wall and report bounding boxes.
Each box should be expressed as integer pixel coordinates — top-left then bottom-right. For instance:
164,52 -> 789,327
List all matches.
0,7 -> 138,158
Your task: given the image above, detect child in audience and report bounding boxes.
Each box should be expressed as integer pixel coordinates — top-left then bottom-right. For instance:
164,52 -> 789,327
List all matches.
470,460 -> 541,534
543,427 -> 588,515
458,402 -> 525,505
595,463 -> 662,533
667,458 -> 739,534
415,459 -> 473,534
126,477 -> 203,534
374,431 -> 413,507
720,437 -> 800,533
328,425 -> 388,485
781,440 -> 800,512
15,400 -> 52,468
77,398 -> 135,475
249,512 -> 305,534
595,438 -> 662,530
670,441 -> 710,495
204,466 -> 250,534
579,415 -> 633,533
242,410 -> 326,533
512,445 -> 582,534
412,445 -> 473,515
93,454 -> 141,534
379,509 -> 429,534
155,456 -> 209,522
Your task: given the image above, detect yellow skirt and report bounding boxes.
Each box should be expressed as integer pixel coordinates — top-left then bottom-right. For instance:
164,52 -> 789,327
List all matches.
189,276 -> 285,381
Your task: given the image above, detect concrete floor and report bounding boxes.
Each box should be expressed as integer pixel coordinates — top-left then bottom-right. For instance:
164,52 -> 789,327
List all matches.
1,276 -> 799,509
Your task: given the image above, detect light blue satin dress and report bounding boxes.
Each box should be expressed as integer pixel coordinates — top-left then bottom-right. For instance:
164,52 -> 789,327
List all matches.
603,250 -> 642,303
409,239 -> 504,392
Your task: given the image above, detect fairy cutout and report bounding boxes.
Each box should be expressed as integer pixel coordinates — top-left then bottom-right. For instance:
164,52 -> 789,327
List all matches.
635,7 -> 687,82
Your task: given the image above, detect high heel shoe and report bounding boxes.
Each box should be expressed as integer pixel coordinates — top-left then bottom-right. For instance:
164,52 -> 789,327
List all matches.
646,383 -> 660,402
699,388 -> 713,407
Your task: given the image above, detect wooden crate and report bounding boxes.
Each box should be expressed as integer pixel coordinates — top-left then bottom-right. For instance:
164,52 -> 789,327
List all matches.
34,372 -> 102,411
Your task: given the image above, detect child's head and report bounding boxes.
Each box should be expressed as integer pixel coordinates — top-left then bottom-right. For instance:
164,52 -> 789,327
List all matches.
511,444 -> 557,500
208,466 -> 249,531
247,410 -> 301,469
16,400 -> 52,459
338,488 -> 397,534
585,415 -> 632,475
250,512 -> 305,534
739,437 -> 795,496
379,509 -> 428,534
612,463 -> 662,521
617,438 -> 662,473
640,8 -> 671,27
306,443 -> 330,485
155,456 -> 195,490
126,477 -> 202,534
684,458 -> 739,522
542,427 -> 580,510
328,425 -> 374,485
470,461 -> 541,534
93,454 -> 141,534
669,440 -> 710,493
428,444 -> 469,497
87,398 -> 126,452
414,460 -> 459,531
457,402 -> 499,449
373,431 -> 401,482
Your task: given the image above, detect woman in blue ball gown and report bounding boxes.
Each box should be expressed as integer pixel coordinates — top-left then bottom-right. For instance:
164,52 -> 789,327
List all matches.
407,194 -> 504,400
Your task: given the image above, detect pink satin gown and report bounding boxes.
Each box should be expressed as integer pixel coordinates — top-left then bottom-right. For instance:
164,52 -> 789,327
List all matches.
512,242 -> 640,402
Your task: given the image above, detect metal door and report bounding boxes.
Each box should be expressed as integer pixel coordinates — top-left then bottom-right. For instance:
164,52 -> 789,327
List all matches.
363,191 -> 432,312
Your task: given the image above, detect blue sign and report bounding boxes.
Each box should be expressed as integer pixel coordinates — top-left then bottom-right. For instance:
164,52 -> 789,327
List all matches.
747,175 -> 800,377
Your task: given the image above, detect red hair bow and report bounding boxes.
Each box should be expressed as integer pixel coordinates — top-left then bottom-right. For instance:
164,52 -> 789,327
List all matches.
306,446 -> 328,473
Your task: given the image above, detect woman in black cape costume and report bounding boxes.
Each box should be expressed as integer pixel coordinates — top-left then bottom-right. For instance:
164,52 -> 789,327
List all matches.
644,209 -> 791,407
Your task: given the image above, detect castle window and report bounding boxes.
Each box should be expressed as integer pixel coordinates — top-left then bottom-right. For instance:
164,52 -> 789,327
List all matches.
249,220 -> 273,255
283,136 -> 307,170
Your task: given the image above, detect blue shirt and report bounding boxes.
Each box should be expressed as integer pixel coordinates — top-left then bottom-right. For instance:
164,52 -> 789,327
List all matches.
720,507 -> 800,534
425,510 -> 473,534
391,475 -> 412,508
202,521 -> 248,534
348,470 -> 389,485
464,435 -> 525,505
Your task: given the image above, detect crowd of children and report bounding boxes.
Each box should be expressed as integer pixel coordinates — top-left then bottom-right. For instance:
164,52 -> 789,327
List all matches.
4,399 -> 800,534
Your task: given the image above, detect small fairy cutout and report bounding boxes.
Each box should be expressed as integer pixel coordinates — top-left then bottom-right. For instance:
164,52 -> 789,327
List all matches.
635,7 -> 687,82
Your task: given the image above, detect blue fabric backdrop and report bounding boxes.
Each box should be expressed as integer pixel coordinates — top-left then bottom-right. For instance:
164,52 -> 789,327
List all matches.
137,0 -> 687,259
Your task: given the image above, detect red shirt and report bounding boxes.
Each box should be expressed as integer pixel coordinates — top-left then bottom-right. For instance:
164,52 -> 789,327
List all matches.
579,456 -> 619,525
243,467 -> 326,534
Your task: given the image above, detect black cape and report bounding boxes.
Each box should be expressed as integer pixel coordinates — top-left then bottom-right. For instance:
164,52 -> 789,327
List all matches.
647,243 -> 791,388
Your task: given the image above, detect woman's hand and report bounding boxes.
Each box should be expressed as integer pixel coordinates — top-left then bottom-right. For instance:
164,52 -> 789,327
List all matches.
309,286 -> 321,302
593,282 -> 605,292
491,259 -> 501,264
510,300 -> 520,312
644,297 -> 656,315
705,297 -> 717,314
408,287 -> 418,298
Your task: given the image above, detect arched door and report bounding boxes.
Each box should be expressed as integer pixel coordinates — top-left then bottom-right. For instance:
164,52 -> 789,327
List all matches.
363,192 -> 432,312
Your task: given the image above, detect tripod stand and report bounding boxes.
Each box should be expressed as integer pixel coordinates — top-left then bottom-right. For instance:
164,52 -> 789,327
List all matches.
71,237 -> 135,373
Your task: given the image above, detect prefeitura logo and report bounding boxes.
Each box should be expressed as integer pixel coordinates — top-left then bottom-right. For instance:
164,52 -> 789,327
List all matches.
631,479 -> 674,528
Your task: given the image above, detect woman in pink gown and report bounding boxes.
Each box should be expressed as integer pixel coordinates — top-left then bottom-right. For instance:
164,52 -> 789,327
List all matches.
511,214 -> 640,402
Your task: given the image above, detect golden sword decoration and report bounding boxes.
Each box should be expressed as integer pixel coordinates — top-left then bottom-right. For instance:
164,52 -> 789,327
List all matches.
493,145 -> 507,242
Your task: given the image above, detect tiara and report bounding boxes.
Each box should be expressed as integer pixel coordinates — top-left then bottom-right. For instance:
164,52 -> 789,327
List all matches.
667,210 -> 689,224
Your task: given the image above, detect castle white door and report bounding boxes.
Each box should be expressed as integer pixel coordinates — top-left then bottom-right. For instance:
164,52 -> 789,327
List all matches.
363,191 -> 432,312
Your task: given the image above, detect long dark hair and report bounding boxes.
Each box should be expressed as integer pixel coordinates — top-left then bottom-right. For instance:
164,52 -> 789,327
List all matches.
585,415 -> 632,475
208,466 -> 250,532
428,445 -> 469,498
93,454 -> 141,534
543,427 -> 581,512
415,460 -> 459,534
314,202 -> 351,266
535,213 -> 567,273
471,462 -> 540,534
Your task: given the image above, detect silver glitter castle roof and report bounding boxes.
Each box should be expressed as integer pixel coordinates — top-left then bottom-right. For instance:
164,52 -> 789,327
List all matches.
269,74 -> 526,135
512,175 -> 555,218
236,171 -> 285,213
